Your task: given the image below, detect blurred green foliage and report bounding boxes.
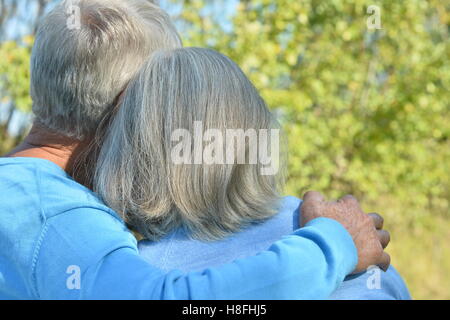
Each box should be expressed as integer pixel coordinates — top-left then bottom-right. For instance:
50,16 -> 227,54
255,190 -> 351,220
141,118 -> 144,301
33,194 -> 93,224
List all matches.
0,36 -> 33,112
0,0 -> 449,299
0,36 -> 33,153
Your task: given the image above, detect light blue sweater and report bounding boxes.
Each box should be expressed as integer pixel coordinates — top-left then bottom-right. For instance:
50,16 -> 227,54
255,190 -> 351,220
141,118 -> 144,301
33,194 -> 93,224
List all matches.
0,157 -> 358,299
139,196 -> 411,300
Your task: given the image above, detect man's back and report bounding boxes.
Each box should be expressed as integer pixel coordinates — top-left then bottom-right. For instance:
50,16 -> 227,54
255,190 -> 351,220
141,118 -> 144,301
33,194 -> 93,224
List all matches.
0,157 -> 127,299
139,196 -> 411,300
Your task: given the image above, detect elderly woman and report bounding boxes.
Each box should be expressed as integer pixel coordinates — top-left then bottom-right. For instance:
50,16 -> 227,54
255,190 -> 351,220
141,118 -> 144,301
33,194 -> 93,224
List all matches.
93,47 -> 410,299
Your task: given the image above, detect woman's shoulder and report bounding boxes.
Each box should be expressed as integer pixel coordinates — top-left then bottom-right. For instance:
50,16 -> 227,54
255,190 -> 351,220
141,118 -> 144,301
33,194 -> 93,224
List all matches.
272,196 -> 302,229
279,196 -> 302,211
138,196 -> 303,272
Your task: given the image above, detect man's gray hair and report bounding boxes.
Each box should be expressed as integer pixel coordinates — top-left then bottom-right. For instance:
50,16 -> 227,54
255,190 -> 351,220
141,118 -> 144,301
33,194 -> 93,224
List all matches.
94,48 -> 285,241
31,0 -> 182,140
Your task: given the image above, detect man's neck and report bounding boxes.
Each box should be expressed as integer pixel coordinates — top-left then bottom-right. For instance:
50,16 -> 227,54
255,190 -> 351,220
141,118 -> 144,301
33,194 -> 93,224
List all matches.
5,124 -> 88,173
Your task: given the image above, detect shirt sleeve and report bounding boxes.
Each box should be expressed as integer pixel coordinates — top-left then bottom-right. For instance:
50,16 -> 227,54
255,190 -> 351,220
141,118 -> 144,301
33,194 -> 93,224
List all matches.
32,207 -> 357,300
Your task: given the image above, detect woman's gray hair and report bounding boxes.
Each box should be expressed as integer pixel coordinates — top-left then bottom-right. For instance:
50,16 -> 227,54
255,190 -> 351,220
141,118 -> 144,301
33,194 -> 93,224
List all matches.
31,0 -> 182,140
94,48 -> 286,241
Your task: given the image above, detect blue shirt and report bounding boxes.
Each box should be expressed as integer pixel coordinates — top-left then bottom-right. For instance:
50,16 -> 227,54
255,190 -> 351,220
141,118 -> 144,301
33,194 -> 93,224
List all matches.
139,196 -> 411,300
0,157 -> 358,299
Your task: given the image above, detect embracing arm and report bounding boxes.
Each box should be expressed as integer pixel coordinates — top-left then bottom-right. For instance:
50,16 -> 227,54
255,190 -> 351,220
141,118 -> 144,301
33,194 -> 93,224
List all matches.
33,208 -> 357,300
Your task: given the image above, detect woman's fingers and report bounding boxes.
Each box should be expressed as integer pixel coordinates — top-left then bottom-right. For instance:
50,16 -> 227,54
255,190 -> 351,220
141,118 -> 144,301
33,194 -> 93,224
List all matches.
378,229 -> 390,249
369,212 -> 384,230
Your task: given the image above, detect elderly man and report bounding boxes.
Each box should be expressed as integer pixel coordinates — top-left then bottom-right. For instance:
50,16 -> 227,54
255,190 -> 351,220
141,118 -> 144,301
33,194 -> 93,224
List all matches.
0,0 -> 392,299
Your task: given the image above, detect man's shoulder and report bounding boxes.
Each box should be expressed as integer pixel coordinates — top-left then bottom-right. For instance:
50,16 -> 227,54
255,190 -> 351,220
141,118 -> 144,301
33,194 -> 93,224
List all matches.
0,157 -> 118,220
0,157 -> 128,299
